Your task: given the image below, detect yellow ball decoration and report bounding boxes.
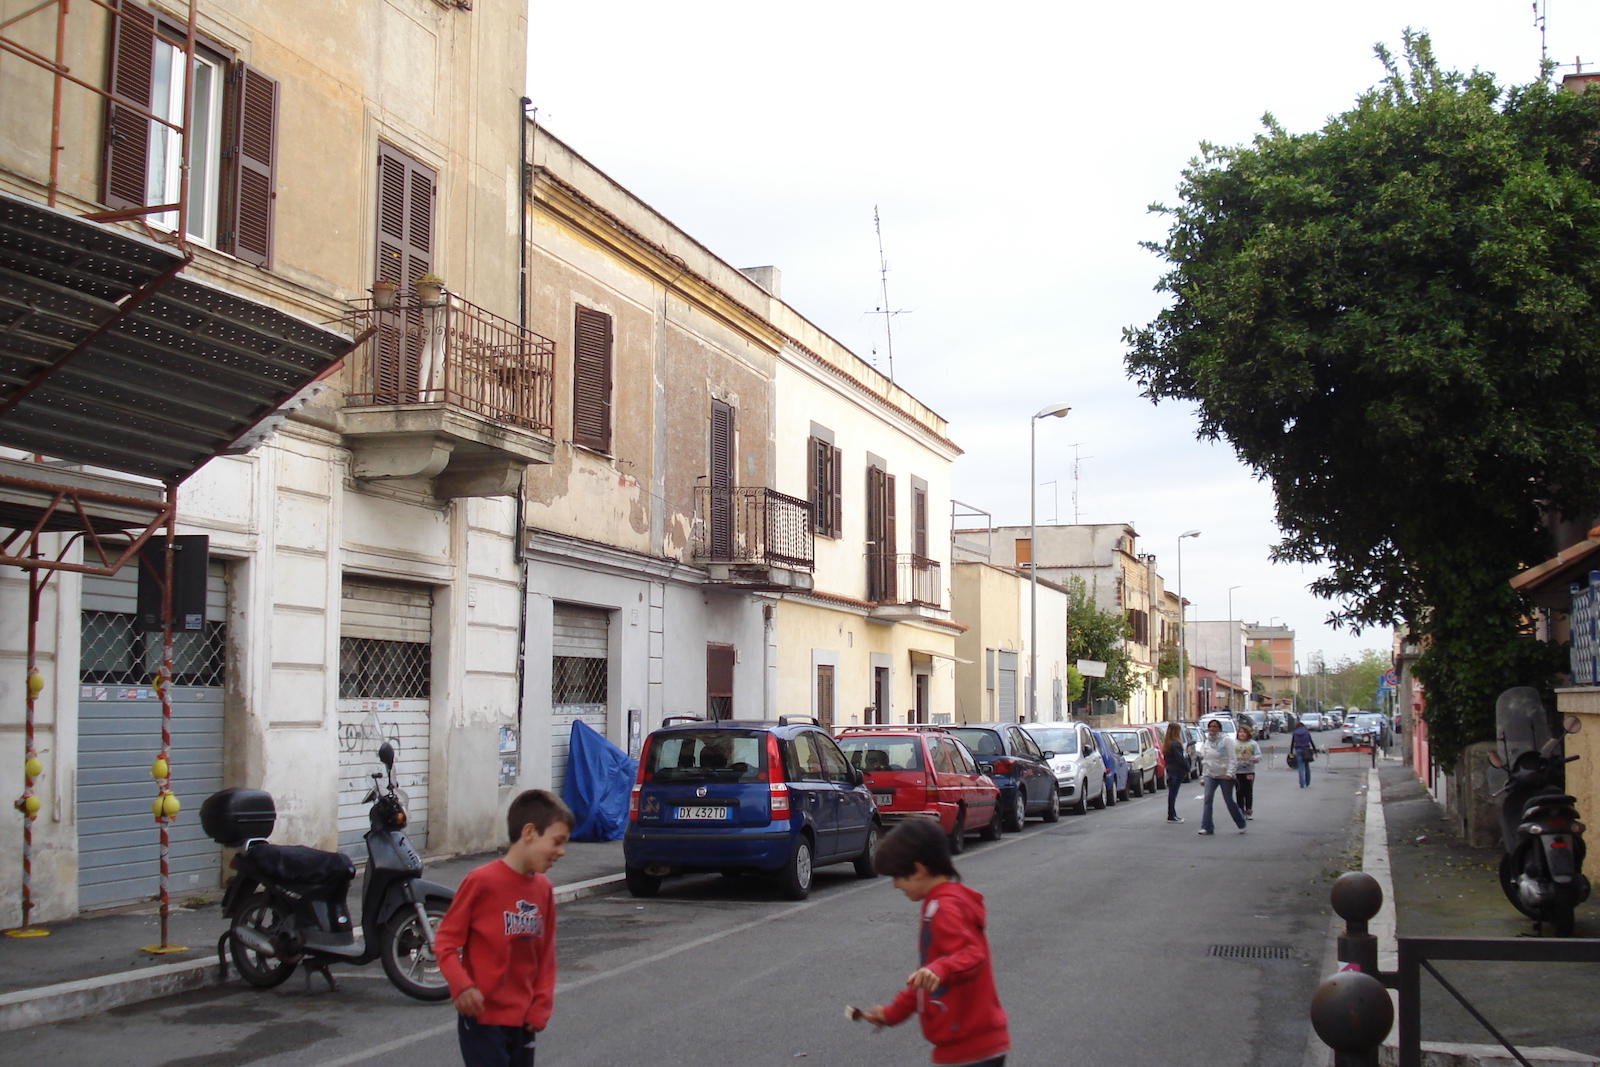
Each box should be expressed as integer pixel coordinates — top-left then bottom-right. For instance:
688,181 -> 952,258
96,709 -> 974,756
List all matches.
23,795 -> 41,819
151,758 -> 169,780
161,793 -> 180,818
152,797 -> 165,817
24,758 -> 42,780
26,670 -> 44,698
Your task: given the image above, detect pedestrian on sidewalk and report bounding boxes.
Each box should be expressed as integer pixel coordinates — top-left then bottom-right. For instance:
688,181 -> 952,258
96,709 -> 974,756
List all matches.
1290,722 -> 1318,788
1163,723 -> 1189,822
1197,719 -> 1247,835
1234,724 -> 1259,820
853,818 -> 1010,1067
436,789 -> 574,1067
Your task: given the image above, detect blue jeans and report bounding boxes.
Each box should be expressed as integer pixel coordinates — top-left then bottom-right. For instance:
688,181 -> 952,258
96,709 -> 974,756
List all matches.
458,1016 -> 535,1067
1296,749 -> 1313,787
1201,776 -> 1245,832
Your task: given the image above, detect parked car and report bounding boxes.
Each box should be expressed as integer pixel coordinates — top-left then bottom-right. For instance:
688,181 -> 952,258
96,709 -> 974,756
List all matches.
835,728 -> 1001,852
624,717 -> 879,900
1239,710 -> 1271,740
1133,723 -> 1173,789
940,724 -> 1061,830
1182,725 -> 1203,780
1104,727 -> 1158,797
1343,712 -> 1390,747
1092,728 -> 1130,803
1021,721 -> 1106,814
1300,712 -> 1324,731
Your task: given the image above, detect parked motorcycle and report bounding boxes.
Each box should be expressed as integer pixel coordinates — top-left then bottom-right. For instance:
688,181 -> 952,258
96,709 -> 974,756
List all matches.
200,742 -> 454,998
1488,686 -> 1590,937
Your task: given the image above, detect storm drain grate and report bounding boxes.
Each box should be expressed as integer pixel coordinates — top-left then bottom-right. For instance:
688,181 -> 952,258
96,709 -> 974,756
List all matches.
1209,944 -> 1295,959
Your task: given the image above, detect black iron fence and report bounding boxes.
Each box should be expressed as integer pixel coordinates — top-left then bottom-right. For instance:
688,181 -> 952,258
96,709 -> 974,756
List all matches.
693,487 -> 814,571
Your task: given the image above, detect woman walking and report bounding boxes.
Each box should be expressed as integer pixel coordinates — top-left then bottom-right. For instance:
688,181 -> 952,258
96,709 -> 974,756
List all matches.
1234,724 -> 1259,820
1162,723 -> 1189,823
1196,719 -> 1247,835
1290,721 -> 1318,788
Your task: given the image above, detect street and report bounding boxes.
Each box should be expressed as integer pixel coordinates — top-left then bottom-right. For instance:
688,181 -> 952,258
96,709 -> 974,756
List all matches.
9,761 -> 1362,1067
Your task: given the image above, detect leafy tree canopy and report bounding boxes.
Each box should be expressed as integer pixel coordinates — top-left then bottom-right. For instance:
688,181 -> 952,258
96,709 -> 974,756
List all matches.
1125,33 -> 1600,764
1308,649 -> 1393,710
1065,576 -> 1136,706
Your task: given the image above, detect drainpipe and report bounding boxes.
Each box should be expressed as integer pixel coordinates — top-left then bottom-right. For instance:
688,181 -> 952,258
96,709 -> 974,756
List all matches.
762,602 -> 775,719
518,98 -> 534,333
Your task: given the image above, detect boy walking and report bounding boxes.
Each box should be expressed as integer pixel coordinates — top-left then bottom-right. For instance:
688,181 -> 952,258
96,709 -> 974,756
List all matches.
436,790 -> 574,1067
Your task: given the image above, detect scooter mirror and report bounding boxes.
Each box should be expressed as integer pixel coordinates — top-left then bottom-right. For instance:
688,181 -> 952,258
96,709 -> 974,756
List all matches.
378,741 -> 396,768
1565,715 -> 1583,736
1486,750 -> 1505,769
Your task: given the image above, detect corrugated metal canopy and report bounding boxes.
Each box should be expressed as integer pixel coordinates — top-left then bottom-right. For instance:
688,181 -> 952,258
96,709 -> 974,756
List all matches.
0,191 -> 352,483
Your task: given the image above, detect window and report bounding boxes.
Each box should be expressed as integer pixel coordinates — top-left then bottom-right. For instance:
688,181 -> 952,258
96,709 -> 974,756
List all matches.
372,144 -> 436,402
838,736 -> 923,771
809,436 -> 843,538
930,739 -> 955,774
706,644 -> 734,720
103,2 -> 278,263
817,736 -> 854,784
866,465 -> 896,602
787,732 -> 827,782
572,307 -> 614,452
815,663 -> 835,728
1015,538 -> 1031,567
912,481 -> 928,558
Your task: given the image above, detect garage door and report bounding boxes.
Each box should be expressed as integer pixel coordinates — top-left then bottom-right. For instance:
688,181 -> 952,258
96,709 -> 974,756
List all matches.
338,578 -> 431,855
997,651 -> 1018,722
550,603 -> 609,797
77,562 -> 227,908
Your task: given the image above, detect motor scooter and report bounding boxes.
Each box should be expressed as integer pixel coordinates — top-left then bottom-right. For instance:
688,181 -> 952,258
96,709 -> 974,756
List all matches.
200,742 -> 454,997
1488,687 -> 1590,937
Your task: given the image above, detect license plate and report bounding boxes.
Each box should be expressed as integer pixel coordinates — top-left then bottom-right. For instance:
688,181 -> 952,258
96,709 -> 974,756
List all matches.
873,793 -> 896,807
675,806 -> 728,820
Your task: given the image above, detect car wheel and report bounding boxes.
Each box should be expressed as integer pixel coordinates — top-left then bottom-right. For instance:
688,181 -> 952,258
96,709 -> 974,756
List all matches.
1003,788 -> 1027,832
625,866 -> 662,898
1089,779 -> 1106,811
1043,786 -> 1062,822
1156,772 -> 1166,791
1106,779 -> 1118,806
948,810 -> 968,854
979,803 -> 1003,841
853,823 -> 880,879
1072,781 -> 1089,816
778,835 -> 814,900
1129,773 -> 1143,798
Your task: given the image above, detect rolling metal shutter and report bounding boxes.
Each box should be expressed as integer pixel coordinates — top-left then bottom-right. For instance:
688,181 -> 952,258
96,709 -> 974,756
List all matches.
77,561 -> 227,908
551,603 -> 609,796
997,650 -> 1018,723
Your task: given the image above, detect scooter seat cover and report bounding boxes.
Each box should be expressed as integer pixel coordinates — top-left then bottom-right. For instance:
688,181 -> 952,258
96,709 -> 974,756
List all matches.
245,842 -> 355,887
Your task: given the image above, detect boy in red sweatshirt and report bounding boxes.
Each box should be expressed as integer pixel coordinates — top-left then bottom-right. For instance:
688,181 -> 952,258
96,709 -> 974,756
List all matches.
858,817 -> 1010,1066
436,789 -> 573,1067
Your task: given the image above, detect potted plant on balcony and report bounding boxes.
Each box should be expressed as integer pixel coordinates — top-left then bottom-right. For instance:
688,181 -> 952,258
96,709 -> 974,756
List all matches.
413,273 -> 447,307
369,279 -> 399,310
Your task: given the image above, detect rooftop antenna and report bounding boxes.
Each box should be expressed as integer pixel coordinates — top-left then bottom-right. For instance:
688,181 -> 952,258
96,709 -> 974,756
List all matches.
1041,480 -> 1059,524
868,205 -> 909,382
1533,0 -> 1548,68
1069,444 -> 1094,524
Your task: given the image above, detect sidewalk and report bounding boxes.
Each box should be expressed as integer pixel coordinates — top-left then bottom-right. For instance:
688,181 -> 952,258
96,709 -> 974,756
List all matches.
0,838 -> 624,1031
1377,763 -> 1600,1062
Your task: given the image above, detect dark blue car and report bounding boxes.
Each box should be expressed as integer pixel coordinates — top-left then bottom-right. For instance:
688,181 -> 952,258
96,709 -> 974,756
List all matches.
623,718 -> 879,900
942,724 -> 1061,830
1091,728 -> 1130,804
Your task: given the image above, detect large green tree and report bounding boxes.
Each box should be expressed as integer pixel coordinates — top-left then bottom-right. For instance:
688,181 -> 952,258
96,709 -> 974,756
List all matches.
1064,576 -> 1136,708
1125,34 -> 1600,764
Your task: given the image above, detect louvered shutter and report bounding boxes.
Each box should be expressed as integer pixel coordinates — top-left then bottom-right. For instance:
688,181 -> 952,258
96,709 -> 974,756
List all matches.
102,0 -> 157,211
709,400 -> 734,558
829,446 -> 842,538
373,146 -> 435,403
913,485 -> 928,557
572,307 -> 613,451
808,437 -> 826,535
883,472 -> 897,599
221,64 -> 277,266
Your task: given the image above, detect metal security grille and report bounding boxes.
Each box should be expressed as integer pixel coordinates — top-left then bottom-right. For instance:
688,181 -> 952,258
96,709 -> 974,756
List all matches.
80,611 -> 227,686
552,656 -> 606,704
339,637 -> 430,698
1208,944 -> 1295,959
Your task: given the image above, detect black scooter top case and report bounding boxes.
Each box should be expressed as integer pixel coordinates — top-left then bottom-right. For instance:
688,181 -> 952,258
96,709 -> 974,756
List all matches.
1496,686 -> 1550,766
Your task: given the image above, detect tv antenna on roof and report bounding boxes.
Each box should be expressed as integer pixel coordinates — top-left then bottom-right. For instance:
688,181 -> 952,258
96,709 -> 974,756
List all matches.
867,205 -> 909,382
1070,444 -> 1095,524
1533,0 -> 1548,67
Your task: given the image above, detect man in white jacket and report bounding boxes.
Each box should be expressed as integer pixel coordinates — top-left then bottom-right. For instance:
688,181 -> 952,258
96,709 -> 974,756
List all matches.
1196,719 -> 1247,835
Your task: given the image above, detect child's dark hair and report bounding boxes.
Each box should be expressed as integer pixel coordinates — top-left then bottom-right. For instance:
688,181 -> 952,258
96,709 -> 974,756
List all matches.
506,789 -> 574,843
873,816 -> 960,880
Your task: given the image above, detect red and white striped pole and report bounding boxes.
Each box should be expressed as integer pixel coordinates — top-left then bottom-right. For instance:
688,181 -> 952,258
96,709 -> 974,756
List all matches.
144,492 -> 184,954
7,550 -> 49,938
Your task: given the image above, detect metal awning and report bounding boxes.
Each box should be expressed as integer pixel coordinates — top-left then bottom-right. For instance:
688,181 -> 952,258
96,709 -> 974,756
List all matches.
0,190 -> 353,484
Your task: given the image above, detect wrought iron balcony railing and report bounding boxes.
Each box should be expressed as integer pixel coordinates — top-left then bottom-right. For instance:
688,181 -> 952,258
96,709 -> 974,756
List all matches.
693,487 -> 815,572
341,295 -> 555,436
869,552 -> 942,609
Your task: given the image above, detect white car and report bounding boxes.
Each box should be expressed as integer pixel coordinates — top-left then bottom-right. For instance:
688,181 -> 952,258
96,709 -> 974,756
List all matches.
1104,727 -> 1159,797
1022,722 -> 1107,814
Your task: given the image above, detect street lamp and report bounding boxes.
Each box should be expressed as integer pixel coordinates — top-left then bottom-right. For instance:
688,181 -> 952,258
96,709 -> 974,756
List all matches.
1227,585 -> 1240,712
1176,529 -> 1200,721
1030,403 -> 1071,722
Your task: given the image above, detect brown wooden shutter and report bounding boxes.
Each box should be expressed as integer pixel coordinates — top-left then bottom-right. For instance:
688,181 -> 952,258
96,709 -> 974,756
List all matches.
913,485 -> 928,557
102,0 -> 157,211
373,145 -> 435,402
867,465 -> 897,602
709,400 -> 734,558
884,471 -> 897,562
808,437 -> 826,536
829,446 -> 842,538
221,64 -> 277,266
572,306 -> 613,452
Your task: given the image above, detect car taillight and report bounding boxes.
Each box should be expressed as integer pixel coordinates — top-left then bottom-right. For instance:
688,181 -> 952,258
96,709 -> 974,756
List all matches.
770,783 -> 790,819
629,743 -> 650,822
629,785 -> 640,822
767,733 -> 790,819
926,775 -> 939,804
992,758 -> 1015,776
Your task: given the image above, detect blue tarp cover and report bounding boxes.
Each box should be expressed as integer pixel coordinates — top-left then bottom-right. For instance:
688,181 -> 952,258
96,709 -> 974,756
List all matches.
562,719 -> 637,841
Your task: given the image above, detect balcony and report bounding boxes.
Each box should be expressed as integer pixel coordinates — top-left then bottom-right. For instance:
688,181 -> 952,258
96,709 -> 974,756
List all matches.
869,553 -> 944,622
340,295 -> 555,497
692,487 -> 814,591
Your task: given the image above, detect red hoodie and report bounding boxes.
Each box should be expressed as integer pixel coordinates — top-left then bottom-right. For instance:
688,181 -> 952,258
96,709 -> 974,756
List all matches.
434,858 -> 556,1030
877,881 -> 1010,1065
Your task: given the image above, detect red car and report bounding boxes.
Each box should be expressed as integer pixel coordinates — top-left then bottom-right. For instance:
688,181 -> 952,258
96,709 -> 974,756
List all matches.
835,728 -> 1002,853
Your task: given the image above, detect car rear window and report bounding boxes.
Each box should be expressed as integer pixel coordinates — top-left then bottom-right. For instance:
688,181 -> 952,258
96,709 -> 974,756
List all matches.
645,731 -> 766,783
837,737 -> 924,772
948,728 -> 1003,757
1107,730 -> 1143,755
1026,726 -> 1076,753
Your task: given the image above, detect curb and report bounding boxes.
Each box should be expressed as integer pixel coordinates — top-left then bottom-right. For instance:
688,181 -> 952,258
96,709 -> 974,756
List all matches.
0,873 -> 628,1033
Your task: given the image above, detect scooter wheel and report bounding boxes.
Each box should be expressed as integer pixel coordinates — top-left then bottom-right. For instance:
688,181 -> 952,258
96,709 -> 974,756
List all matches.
231,894 -> 298,989
1499,851 -> 1542,921
379,898 -> 452,1001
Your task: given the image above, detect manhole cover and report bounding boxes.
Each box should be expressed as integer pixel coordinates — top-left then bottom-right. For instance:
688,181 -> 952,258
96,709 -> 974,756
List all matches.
1209,944 -> 1295,959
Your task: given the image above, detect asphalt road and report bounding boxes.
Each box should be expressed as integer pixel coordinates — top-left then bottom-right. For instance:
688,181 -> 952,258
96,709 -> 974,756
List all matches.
11,752 -> 1364,1067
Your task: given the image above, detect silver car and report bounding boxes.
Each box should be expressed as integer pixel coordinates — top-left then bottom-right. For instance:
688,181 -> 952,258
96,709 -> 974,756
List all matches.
1022,722 -> 1107,814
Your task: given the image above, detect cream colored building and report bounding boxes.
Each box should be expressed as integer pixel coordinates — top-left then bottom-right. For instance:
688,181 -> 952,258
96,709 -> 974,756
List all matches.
950,562 -> 1070,723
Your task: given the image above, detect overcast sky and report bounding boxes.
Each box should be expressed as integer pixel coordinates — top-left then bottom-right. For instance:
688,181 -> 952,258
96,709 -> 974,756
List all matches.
525,0 -> 1600,672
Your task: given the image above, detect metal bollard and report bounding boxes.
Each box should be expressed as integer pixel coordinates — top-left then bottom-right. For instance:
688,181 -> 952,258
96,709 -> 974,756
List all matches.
1310,872 -> 1394,1065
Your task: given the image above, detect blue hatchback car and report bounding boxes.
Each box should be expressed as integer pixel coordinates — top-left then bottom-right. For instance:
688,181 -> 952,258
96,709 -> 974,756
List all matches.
1091,728 -> 1130,804
623,718 -> 880,900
